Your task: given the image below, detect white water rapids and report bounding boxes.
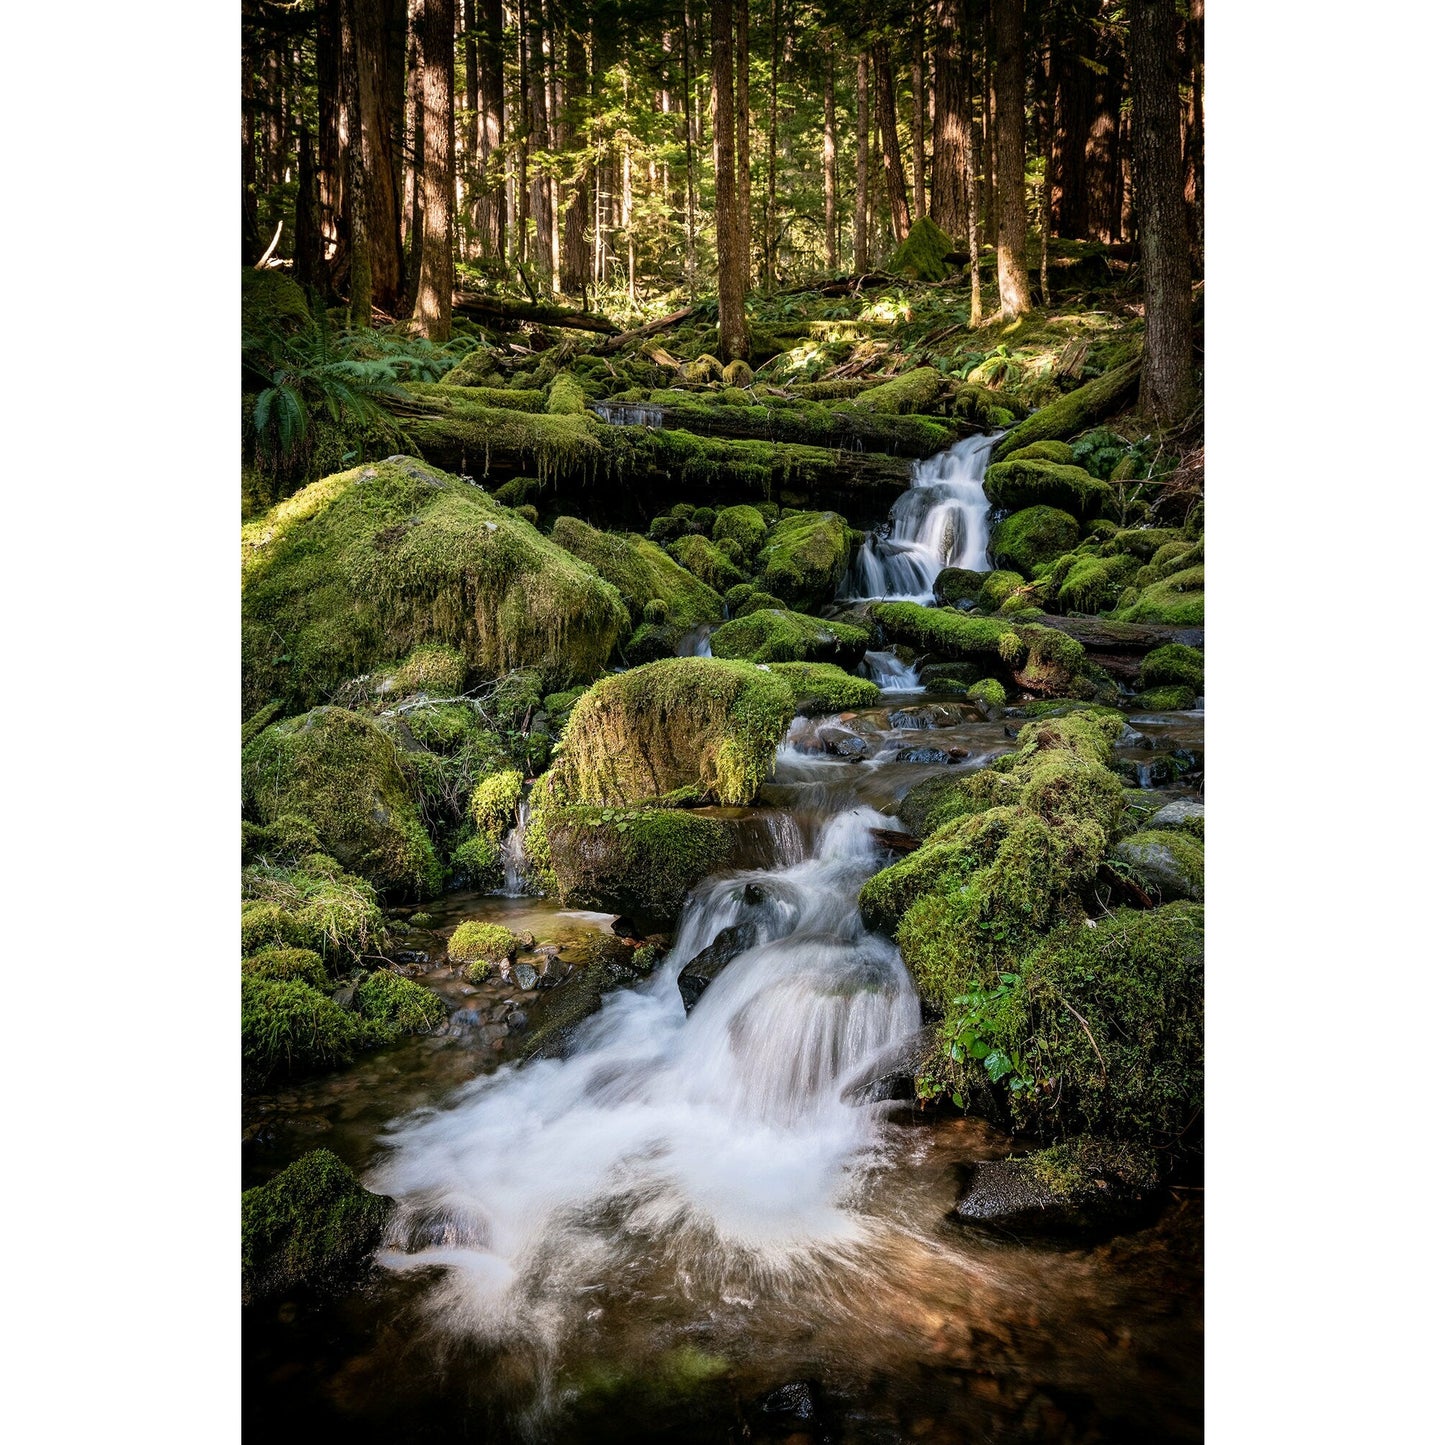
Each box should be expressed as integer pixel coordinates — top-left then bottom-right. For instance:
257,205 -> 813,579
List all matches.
369,793 -> 920,1338
842,431 -> 1003,602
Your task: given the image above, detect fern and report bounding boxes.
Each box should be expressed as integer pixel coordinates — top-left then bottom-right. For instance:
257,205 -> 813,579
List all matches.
967,345 -> 1021,389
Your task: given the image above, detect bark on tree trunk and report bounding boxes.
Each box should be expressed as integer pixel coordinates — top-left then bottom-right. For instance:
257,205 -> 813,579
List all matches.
823,42 -> 838,270
559,20 -> 590,295
853,52 -> 869,272
411,0 -> 454,339
405,0 -> 424,290
1184,0 -> 1205,270
993,0 -> 1030,317
930,0 -> 967,241
872,41 -> 912,243
354,0 -> 408,313
963,0 -> 982,324
342,0 -> 373,325
475,0 -> 505,261
316,0 -> 345,278
683,0 -> 698,295
736,2 -> 752,287
525,4 -> 554,293
764,0 -> 780,291
242,8 -> 262,264
712,0 -> 749,361
911,9 -> 927,224
295,124 -> 325,292
1130,0 -> 1197,424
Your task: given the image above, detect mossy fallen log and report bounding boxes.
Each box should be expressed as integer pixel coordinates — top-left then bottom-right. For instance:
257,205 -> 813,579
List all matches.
451,292 -> 619,334
990,352 -> 1142,462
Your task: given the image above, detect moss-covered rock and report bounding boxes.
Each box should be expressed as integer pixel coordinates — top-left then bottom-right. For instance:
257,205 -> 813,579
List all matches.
241,856 -> 387,961
241,1149 -> 391,1304
984,458 -> 1114,519
380,643 -> 469,697
1112,828 -> 1204,902
708,608 -> 869,665
547,516 -> 723,635
1004,440 -> 1075,465
242,707 -> 441,896
241,946 -> 328,990
850,366 -> 945,415
1111,526 -> 1183,560
887,216 -> 956,281
355,968 -> 448,1036
990,505 -> 1080,576
241,974 -> 370,1085
1055,553 -> 1139,615
242,457 -> 629,714
546,373 -> 588,415
448,920 -> 517,967
544,657 -> 796,807
989,355 -> 1142,463
537,806 -> 734,927
766,662 -> 882,715
933,568 -> 989,606
667,532 -> 748,592
711,504 -> 769,560
977,569 -> 1032,614
756,510 -> 852,610
1111,566 -> 1205,626
1134,684 -> 1197,711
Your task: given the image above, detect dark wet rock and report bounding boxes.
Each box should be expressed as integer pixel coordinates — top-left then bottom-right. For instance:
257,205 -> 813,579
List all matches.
951,1141 -> 1161,1240
331,984 -> 357,1010
392,950 -> 429,965
449,1008 -> 481,1030
610,915 -> 641,939
512,963 -> 539,991
677,920 -> 759,1011
742,882 -> 769,907
839,1029 -> 928,1105
869,827 -> 920,856
761,1381 -> 817,1422
521,937 -> 641,1060
507,1010 -> 530,1033
1113,830 -> 1204,902
895,745 -> 969,765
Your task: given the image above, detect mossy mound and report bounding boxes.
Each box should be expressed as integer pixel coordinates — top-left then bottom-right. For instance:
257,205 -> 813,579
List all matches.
887,217 -> 956,282
984,458 -> 1114,520
850,366 -> 944,415
1054,553 -> 1139,615
708,608 -> 869,665
1005,440 -> 1075,465
667,533 -> 747,593
1134,685 -> 1197,711
536,807 -> 734,927
1139,643 -> 1204,694
382,643 -> 469,697
977,570 -> 1033,614
1112,828 -> 1204,902
711,504 -> 769,560
990,355 -> 1141,463
1110,565 -> 1205,626
545,657 -> 796,808
990,506 -> 1080,576
242,707 -> 441,897
355,968 -> 448,1035
548,516 -> 723,633
765,662 -> 882,715
242,267 -> 314,339
241,946 -> 328,990
756,511 -> 852,610
437,346 -> 508,387
448,920 -> 517,966
241,1149 -> 390,1304
933,568 -> 989,606
242,974 -> 371,1085
241,856 -> 387,961
242,457 -> 629,714
546,373 -> 588,415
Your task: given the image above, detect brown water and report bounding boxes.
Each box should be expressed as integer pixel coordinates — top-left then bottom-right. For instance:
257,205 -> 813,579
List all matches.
243,699 -> 1203,1444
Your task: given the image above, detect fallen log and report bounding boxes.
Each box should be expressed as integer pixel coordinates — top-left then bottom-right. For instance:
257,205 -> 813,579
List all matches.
1033,614 -> 1204,653
597,305 -> 703,354
990,352 -> 1142,462
451,291 -> 620,334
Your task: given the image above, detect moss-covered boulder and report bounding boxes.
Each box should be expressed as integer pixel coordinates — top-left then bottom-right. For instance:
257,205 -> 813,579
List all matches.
241,974 -> 370,1085
708,608 -> 869,665
765,662 -> 882,715
1005,440 -> 1075,465
241,855 -> 387,961
355,968 -> 448,1036
241,267 -> 314,339
242,707 -> 441,896
545,657 -> 796,808
1111,565 -> 1205,626
984,458 -> 1114,519
1055,553 -> 1139,615
933,568 -> 989,606
887,216 -> 956,282
990,506 -> 1080,576
241,945 -> 329,990
667,533 -> 748,592
241,1149 -> 391,1304
711,504 -> 769,560
242,457 -> 629,714
756,510 -> 852,610
1139,643 -> 1204,694
535,807 -> 734,927
1112,828 -> 1204,902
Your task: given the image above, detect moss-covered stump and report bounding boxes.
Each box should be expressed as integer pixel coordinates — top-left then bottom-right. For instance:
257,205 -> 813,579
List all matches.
543,657 -> 796,808
709,608 -> 869,665
984,458 -> 1114,519
1110,565 -> 1205,626
549,516 -> 724,634
242,267 -> 314,339
242,707 -> 441,896
756,511 -> 852,610
537,807 -> 735,927
989,505 -> 1080,576
989,355 -> 1142,463
1112,829 -> 1204,902
952,1139 -> 1162,1239
872,602 -> 1088,697
887,216 -> 957,282
241,1150 -> 391,1305
242,457 -> 629,714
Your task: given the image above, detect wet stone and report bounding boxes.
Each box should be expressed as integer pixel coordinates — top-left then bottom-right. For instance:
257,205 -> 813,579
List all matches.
513,963 -> 539,991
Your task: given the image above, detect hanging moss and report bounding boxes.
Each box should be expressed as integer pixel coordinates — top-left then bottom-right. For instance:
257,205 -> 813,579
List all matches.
984,457 -> 1115,519
990,506 -> 1080,576
887,216 -> 957,282
756,510 -> 852,610
544,657 -> 796,808
242,457 -> 629,714
241,1149 -> 391,1304
708,608 -> 869,665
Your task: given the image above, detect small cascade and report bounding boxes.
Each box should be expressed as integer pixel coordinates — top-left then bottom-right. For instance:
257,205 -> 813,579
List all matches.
498,801 -> 534,896
591,401 -> 664,428
843,431 -> 1004,602
863,649 -> 922,694
676,624 -> 714,657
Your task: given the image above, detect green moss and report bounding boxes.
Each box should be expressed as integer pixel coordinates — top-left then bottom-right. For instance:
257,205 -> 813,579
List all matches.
933,568 -> 988,605
436,345 -> 510,388
387,642 -> 468,696
967,678 -> 1007,711
990,354 -> 1142,462
711,504 -> 769,560
766,662 -> 882,714
242,946 -> 328,990
355,968 -> 447,1036
736,590 -> 787,616
242,857 -> 387,961
241,1149 -> 390,1304
708,608 -> 869,665
850,366 -> 944,415
1135,684 -> 1197,710
977,569 -> 1030,614
242,975 -> 369,1085
1055,553 -> 1139,615
1111,526 -> 1182,560
539,806 -> 734,926
984,458 -> 1114,519
470,769 -> 524,836
1005,440 -> 1075,464
721,359 -> 754,387
242,458 -> 628,714
450,832 -> 501,888
1110,565 -> 1204,625
241,267 -> 314,339
550,515 -> 724,632
990,506 -> 1080,576
449,920 -> 517,966
1112,828 -> 1205,902
668,533 -> 747,592
242,707 -> 441,897
756,510 -> 852,610
896,769 -> 1021,839
887,216 -> 956,282
546,373 -> 588,415
1138,642 -> 1204,694
242,811 -> 324,867
545,657 -> 796,808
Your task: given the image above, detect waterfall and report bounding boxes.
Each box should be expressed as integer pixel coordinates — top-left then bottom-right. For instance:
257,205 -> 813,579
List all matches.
676,624 -> 714,657
498,801 -> 533,897
369,779 -> 919,1335
863,649 -> 922,693
842,431 -> 1003,602
592,401 -> 664,428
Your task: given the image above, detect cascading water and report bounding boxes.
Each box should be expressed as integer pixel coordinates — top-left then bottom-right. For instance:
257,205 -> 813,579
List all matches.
676,624 -> 714,657
843,431 -> 1004,602
498,801 -> 534,897
369,791 -> 919,1337
863,649 -> 922,693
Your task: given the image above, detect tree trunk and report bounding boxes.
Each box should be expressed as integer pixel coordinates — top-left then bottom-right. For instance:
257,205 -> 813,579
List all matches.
316,0 -> 345,278
1085,25 -> 1124,243
930,0 -> 966,241
342,0 -> 373,325
682,0 -> 698,294
242,8 -> 262,264
295,124 -> 325,292
411,0 -> 454,339
405,0 -> 423,289
963,0 -> 982,324
872,42 -> 911,243
993,0 -> 1030,317
764,0 -> 780,291
823,41 -> 838,270
911,9 -> 927,224
354,0 -> 408,313
1130,0 -> 1197,425
559,20 -> 590,295
853,51 -> 869,272
712,0 -> 748,361
981,0 -> 995,238
474,0 -> 505,261
736,2 -> 752,287
525,4 -> 554,293
1184,0 -> 1204,269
